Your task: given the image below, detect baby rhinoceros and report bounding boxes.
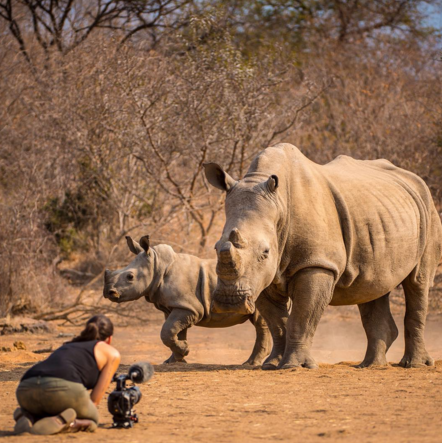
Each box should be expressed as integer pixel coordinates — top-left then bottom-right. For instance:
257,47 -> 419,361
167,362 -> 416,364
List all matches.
103,235 -> 271,365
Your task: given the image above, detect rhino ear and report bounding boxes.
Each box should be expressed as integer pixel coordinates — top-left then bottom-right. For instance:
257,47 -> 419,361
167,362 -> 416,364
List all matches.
126,236 -> 144,255
139,235 -> 150,253
203,163 -> 237,192
267,175 -> 279,193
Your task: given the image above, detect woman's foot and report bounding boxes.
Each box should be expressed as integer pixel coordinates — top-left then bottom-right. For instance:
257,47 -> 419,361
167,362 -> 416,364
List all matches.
68,419 -> 97,433
31,408 -> 77,435
13,407 -> 34,434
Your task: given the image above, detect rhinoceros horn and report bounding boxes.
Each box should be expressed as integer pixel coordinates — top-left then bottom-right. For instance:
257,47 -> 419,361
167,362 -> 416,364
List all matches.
219,241 -> 234,262
229,228 -> 248,248
218,241 -> 242,276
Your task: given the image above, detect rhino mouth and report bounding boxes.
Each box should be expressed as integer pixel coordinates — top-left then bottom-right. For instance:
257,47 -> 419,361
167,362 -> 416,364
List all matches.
103,288 -> 124,303
211,289 -> 255,315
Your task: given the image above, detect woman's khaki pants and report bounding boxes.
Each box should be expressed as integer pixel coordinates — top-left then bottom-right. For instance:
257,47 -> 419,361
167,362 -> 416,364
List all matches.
16,376 -> 99,424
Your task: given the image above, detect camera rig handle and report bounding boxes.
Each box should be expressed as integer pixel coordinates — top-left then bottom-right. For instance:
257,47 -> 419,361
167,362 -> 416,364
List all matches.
112,373 -> 130,391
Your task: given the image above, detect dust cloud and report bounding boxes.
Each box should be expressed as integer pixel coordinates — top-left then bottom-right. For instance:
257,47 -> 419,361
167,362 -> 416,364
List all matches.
144,305 -> 442,367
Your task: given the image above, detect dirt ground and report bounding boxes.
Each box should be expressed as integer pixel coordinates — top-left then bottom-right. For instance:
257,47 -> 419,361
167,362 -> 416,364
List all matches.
1,306 -> 442,443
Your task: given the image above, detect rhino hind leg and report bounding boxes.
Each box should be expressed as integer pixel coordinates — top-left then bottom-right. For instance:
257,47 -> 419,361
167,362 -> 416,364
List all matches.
399,276 -> 434,368
243,309 -> 272,366
356,293 -> 398,368
278,268 -> 335,370
255,291 -> 289,370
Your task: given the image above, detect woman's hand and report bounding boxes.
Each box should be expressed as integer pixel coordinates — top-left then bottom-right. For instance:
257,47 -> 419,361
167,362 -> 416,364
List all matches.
91,341 -> 121,406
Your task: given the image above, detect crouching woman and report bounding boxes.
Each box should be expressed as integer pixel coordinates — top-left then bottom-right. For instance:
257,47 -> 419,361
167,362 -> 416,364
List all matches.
13,314 -> 120,435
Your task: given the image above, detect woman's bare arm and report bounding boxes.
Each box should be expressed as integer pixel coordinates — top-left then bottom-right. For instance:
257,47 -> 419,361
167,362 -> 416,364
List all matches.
91,341 -> 121,405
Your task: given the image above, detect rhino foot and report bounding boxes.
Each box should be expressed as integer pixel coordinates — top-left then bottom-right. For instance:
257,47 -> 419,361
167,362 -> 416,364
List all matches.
279,361 -> 319,370
355,356 -> 388,368
261,363 -> 278,371
243,356 -> 267,366
399,353 -> 434,368
278,349 -> 318,370
163,354 -> 188,364
242,360 -> 259,366
261,352 -> 283,370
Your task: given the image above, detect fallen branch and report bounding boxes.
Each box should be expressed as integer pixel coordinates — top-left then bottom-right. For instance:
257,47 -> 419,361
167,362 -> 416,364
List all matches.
35,300 -> 154,326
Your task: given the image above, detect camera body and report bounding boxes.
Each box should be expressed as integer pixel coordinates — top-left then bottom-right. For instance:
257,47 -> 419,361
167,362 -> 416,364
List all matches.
107,362 -> 154,429
108,374 -> 142,428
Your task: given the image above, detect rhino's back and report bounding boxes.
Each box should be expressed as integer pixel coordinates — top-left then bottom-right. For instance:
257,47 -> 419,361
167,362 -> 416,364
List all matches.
157,252 -> 215,314
320,155 -> 438,303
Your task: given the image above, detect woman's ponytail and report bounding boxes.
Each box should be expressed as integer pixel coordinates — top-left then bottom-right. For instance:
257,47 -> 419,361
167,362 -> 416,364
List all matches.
70,314 -> 114,343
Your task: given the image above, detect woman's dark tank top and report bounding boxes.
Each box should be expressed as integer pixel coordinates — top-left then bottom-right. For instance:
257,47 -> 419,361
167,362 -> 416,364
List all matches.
22,340 -> 100,389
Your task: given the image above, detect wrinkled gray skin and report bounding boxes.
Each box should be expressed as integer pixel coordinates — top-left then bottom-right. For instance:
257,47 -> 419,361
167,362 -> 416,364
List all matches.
103,236 -> 271,365
204,143 -> 442,370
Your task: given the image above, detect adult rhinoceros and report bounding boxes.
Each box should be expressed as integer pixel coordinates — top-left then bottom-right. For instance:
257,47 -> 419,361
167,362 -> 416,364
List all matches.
103,236 -> 271,365
204,143 -> 442,370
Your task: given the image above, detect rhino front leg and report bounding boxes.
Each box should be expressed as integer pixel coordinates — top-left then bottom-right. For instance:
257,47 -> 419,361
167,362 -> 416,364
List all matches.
279,268 -> 334,370
357,293 -> 398,368
163,328 -> 189,364
243,308 -> 272,366
161,309 -> 195,363
256,290 -> 289,370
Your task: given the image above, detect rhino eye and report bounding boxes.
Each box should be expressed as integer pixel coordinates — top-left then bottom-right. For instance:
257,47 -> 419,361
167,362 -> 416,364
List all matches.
259,248 -> 270,261
127,273 -> 134,281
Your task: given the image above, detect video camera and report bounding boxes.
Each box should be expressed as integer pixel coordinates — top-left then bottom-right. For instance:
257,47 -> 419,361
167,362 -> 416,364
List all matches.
107,362 -> 154,428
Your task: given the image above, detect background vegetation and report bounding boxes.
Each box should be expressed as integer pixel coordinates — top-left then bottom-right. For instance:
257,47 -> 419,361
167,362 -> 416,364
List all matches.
0,0 -> 441,320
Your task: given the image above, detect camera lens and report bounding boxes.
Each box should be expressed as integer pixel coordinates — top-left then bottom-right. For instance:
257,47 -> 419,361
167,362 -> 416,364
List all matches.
128,386 -> 142,405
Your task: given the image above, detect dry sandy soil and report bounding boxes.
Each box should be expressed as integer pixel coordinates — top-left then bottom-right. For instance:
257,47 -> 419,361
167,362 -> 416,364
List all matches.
1,307 -> 442,443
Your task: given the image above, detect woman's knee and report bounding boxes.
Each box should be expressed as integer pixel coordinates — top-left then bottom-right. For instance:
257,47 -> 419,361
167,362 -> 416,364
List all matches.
73,398 -> 99,424
16,379 -> 43,416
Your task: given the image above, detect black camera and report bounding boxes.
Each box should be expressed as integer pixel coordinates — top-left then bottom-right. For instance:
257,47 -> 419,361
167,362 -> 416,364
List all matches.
107,362 -> 154,429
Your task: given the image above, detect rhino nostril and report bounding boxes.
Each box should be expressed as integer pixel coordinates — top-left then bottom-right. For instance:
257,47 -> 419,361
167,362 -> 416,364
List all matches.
108,289 -> 117,297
